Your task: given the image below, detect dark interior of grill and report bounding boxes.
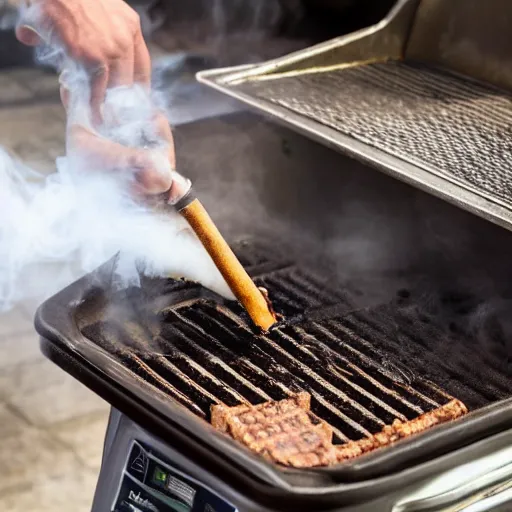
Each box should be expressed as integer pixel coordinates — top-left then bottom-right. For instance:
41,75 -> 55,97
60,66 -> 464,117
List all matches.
75,112 -> 512,458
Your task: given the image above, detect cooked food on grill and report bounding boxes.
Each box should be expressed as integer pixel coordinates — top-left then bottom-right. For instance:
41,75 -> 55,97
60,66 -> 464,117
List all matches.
211,394 -> 468,468
211,392 -> 338,467
335,399 -> 468,461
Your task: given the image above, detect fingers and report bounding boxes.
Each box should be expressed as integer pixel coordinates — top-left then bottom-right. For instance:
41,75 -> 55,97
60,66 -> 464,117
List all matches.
19,6 -> 151,124
15,25 -> 42,46
60,86 -> 70,111
152,112 -> 176,169
16,0 -> 60,47
88,33 -> 146,124
108,44 -> 135,89
15,1 -> 50,46
68,125 -> 173,195
88,64 -> 109,126
69,124 -> 137,172
130,150 -> 173,194
88,20 -> 149,121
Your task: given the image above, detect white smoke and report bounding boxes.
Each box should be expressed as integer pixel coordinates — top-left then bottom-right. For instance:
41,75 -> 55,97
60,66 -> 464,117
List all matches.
0,3 -> 234,311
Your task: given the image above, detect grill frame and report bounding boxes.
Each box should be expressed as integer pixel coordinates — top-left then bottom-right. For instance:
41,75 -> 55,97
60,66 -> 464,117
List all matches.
35,259 -> 512,499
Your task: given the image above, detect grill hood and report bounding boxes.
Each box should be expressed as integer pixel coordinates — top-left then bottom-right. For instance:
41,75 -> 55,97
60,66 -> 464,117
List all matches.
196,0 -> 512,233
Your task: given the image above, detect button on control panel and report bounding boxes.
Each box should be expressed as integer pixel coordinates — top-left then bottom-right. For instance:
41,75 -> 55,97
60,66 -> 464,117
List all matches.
113,442 -> 238,512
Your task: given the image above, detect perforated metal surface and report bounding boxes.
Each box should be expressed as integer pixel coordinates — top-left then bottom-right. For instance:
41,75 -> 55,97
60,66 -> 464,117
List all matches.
232,61 -> 512,209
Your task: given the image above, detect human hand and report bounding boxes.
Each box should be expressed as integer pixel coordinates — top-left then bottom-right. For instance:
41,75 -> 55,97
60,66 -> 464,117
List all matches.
16,0 -> 151,125
66,109 -> 176,198
16,0 -> 178,199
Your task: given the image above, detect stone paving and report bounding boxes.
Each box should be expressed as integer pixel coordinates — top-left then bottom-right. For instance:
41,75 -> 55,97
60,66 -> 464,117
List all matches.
0,307 -> 108,511
0,61 -> 107,507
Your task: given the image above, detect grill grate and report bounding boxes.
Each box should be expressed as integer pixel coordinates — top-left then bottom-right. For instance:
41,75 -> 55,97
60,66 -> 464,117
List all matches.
80,241 -> 512,446
160,302 -> 453,441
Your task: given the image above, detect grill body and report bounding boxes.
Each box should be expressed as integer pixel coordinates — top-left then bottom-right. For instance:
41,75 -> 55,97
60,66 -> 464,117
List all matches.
85,408 -> 512,511
35,113 -> 512,509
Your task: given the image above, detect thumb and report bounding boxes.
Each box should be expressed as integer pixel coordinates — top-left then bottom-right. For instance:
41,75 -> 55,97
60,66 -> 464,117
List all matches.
60,86 -> 70,112
15,25 -> 42,46
130,150 -> 174,195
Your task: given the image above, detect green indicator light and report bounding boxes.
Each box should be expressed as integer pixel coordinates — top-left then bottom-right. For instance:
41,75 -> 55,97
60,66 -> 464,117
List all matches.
153,467 -> 167,485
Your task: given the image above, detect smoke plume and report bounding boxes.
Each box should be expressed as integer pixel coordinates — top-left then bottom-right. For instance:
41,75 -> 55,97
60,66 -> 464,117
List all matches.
0,3 -> 234,311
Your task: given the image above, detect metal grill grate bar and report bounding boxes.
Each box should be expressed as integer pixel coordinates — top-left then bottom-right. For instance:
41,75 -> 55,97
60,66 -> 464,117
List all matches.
82,323 -> 208,417
182,303 -> 446,436
342,310 -> 512,401
292,326 -> 419,418
310,390 -> 372,440
260,275 -> 325,309
132,356 -> 206,417
286,270 -> 347,305
164,314 -> 273,404
309,321 -> 442,410
82,243 -> 489,446
84,291 -> 461,440
154,351 -> 249,407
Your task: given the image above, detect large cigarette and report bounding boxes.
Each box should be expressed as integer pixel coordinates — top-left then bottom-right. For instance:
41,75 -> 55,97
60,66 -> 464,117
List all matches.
173,190 -> 277,331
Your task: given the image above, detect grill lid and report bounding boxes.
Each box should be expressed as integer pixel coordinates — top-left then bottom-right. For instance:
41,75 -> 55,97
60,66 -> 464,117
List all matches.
196,0 -> 512,233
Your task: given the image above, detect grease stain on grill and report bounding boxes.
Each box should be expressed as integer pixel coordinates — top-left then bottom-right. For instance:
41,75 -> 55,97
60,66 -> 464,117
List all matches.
379,359 -> 414,387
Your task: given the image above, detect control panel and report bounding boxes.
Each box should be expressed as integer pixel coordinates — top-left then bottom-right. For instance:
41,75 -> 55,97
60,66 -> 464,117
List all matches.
113,441 -> 238,512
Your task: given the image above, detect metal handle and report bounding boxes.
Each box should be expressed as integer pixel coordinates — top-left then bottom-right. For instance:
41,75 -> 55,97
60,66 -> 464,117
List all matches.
457,481 -> 512,512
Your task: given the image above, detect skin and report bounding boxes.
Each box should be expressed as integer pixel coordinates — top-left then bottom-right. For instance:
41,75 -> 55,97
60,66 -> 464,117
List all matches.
16,0 -> 176,197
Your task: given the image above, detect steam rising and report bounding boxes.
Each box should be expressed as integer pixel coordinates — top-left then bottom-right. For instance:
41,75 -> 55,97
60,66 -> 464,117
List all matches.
0,4 -> 234,311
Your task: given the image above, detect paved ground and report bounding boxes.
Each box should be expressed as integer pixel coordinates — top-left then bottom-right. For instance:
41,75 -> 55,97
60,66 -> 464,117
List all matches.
0,61 -> 108,510
0,307 -> 108,511
0,40 -> 205,512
